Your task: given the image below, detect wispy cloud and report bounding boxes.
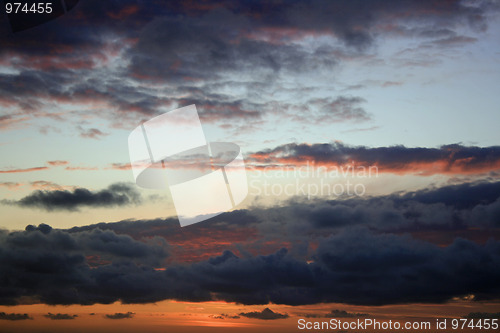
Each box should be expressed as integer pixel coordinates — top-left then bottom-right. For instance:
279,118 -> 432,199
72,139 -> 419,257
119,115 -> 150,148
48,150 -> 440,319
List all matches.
0,182 -> 22,189
47,160 -> 69,166
0,166 -> 48,174
77,126 -> 109,140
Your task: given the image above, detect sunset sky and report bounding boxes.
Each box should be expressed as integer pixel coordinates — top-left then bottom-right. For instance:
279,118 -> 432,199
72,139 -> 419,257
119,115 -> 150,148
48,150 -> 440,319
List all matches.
1,1 -> 500,332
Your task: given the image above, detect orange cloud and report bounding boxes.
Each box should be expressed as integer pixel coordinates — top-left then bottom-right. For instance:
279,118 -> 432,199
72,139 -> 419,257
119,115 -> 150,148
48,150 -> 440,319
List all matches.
248,143 -> 500,176
47,160 -> 69,166
0,166 -> 48,173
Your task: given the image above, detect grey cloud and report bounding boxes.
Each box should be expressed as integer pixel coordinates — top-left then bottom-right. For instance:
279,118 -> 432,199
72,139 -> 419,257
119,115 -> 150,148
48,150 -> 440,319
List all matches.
250,142 -> 500,174
63,180 -> 500,263
3,182 -> 142,211
0,223 -> 499,306
1,0 -> 497,129
78,127 -> 109,139
309,96 -> 370,123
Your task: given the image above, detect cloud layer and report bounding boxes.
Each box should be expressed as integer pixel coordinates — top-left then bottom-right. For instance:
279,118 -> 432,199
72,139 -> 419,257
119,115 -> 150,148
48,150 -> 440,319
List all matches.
1,0 -> 497,131
1,180 -> 499,307
249,143 -> 500,175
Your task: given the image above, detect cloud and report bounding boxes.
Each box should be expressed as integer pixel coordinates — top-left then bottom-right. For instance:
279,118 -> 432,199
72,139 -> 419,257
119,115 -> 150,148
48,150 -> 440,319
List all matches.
249,143 -> 500,175
0,114 -> 29,130
44,313 -> 78,320
463,312 -> 500,319
61,180 -> 500,265
239,308 -> 288,320
341,126 -> 380,133
0,166 -> 48,173
1,0 -> 495,130
0,219 -> 499,307
0,182 -> 22,189
311,96 -> 371,122
276,96 -> 371,124
3,182 -> 142,211
47,160 -> 69,166
0,312 -> 32,321
428,35 -> 478,47
0,223 -> 169,305
396,181 -> 500,210
209,313 -> 240,319
78,127 -> 109,139
29,180 -> 75,191
105,312 -> 135,319
325,310 -> 369,318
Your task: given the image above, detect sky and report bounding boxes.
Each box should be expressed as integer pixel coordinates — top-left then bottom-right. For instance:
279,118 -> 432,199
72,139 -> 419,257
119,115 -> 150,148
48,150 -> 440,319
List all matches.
1,0 -> 500,332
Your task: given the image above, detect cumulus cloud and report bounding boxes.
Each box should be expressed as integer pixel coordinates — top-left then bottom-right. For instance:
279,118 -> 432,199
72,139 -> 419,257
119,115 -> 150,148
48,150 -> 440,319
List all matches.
59,180 -> 500,264
2,182 -> 142,211
0,221 -> 499,306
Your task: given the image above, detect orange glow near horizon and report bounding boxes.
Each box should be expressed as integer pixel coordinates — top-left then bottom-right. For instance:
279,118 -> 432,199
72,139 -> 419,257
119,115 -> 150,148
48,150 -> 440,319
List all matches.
1,299 -> 499,333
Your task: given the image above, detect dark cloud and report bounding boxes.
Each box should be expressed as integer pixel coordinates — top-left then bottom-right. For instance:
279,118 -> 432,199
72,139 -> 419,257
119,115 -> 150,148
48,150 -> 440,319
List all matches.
105,312 -> 135,319
325,310 -> 369,318
0,223 -> 169,305
61,180 -> 500,264
249,143 -> 500,175
44,313 -> 78,320
239,308 -> 289,320
396,181 -> 500,209
0,312 -> 32,321
0,220 -> 499,306
127,10 -> 337,83
1,0 -> 496,129
3,182 -> 142,211
463,312 -> 500,319
209,313 -> 241,319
